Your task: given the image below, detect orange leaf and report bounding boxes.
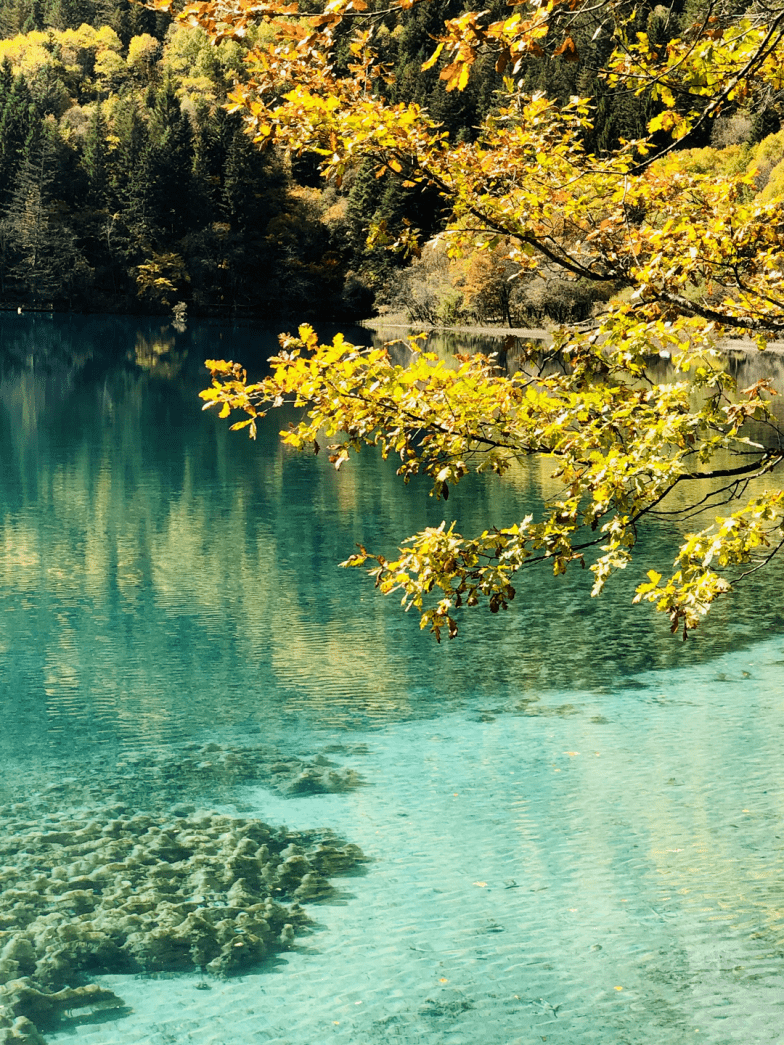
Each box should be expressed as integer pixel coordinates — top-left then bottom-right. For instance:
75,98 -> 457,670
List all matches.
553,36 -> 579,62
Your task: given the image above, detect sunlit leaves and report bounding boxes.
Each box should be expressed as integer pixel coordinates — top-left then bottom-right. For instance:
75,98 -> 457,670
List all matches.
185,0 -> 784,637
200,319 -> 784,637
608,13 -> 784,141
634,492 -> 784,635
169,0 -> 784,332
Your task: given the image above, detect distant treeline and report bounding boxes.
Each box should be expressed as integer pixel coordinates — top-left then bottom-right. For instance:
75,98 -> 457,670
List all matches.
0,0 -> 779,318
0,0 -> 374,316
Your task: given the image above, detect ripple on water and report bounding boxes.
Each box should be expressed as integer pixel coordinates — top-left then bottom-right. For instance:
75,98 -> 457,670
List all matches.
1,320 -> 783,1045
34,642 -> 775,1045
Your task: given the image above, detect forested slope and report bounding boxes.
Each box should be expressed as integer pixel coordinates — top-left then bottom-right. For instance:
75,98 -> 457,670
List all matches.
0,0 -> 372,315
0,0 -> 781,318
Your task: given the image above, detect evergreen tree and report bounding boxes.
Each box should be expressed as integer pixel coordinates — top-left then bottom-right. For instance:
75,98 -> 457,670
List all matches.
111,93 -> 153,253
0,72 -> 37,210
44,0 -> 92,31
0,1 -> 373,312
0,0 -> 26,36
189,98 -> 218,225
124,0 -> 167,45
221,120 -> 260,230
81,102 -> 108,206
0,55 -> 12,103
2,121 -> 81,302
750,105 -> 781,144
147,77 -> 193,237
0,0 -> 45,37
344,160 -> 379,258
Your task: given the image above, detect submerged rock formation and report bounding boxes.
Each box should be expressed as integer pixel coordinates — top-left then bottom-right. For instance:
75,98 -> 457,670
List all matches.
0,742 -> 366,1044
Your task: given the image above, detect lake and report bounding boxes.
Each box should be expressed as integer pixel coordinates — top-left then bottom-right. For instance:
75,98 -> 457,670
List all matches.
0,313 -> 782,1045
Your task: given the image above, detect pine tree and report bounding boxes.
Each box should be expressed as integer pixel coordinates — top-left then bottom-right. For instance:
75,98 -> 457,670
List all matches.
0,0 -> 26,37
0,55 -> 12,102
147,76 -> 193,237
2,121 -> 81,302
81,103 -> 108,207
0,72 -> 37,211
750,105 -> 781,145
111,93 -> 153,253
221,120 -> 259,229
189,98 -> 217,225
44,0 -> 92,31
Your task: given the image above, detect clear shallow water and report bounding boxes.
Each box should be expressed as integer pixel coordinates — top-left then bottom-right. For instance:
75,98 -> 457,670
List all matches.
0,314 -> 782,1044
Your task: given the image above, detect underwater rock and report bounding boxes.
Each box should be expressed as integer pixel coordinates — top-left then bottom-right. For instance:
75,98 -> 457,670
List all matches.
310,842 -> 366,876
418,987 -> 475,1019
0,801 -> 366,1045
513,696 -> 579,717
0,981 -> 124,1029
293,873 -> 330,901
0,943 -> 34,979
281,766 -> 361,795
136,741 -> 364,801
1,1016 -> 47,1045
11,741 -> 363,817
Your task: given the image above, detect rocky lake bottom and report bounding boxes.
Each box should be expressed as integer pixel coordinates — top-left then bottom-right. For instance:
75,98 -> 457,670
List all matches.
1,636 -> 782,1045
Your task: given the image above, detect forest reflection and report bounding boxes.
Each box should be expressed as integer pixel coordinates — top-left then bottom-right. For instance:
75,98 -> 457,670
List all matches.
0,315 -> 783,765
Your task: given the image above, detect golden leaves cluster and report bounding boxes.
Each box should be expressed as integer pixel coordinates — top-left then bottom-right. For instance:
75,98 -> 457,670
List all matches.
201,323 -> 781,637
185,0 -> 784,636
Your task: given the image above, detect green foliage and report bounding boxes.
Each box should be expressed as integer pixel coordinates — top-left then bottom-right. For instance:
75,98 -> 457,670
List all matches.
80,100 -> 106,203
135,250 -> 189,305
748,128 -> 784,193
199,323 -> 782,640
0,0 -> 170,44
1,117 -> 87,303
0,67 -> 35,209
758,157 -> 784,204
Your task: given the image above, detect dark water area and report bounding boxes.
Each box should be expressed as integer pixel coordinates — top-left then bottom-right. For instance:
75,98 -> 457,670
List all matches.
0,314 -> 783,1045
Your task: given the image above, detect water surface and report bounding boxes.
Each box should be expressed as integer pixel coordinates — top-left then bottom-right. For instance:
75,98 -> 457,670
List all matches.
0,314 -> 782,1044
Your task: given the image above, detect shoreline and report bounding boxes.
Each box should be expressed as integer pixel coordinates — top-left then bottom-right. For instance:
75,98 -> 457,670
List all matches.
361,316 -> 784,354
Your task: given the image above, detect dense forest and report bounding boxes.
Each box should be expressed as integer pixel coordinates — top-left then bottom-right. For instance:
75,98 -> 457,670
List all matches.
0,0 -> 781,319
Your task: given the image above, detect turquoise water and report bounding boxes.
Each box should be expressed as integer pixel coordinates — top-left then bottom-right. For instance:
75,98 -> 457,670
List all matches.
0,314 -> 783,1044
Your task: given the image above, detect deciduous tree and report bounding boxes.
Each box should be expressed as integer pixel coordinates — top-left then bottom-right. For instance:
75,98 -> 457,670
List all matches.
168,0 -> 784,638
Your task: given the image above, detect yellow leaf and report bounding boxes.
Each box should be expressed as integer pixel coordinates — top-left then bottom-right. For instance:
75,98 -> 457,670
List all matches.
421,41 -> 444,72
647,110 -> 682,134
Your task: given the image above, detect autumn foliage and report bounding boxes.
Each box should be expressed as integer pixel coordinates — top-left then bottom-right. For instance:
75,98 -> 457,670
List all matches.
181,0 -> 784,638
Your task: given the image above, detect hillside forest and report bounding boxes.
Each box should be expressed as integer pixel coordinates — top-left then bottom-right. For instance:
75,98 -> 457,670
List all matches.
0,0 -> 782,320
